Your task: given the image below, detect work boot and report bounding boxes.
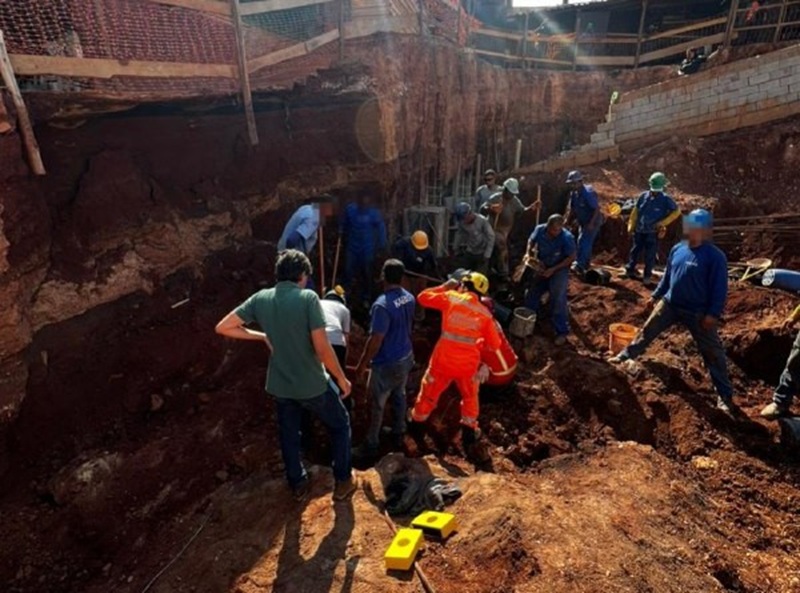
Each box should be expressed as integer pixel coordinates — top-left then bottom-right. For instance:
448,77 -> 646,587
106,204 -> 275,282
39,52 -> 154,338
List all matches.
608,353 -> 628,364
622,268 -> 642,280
462,426 -> 491,464
570,262 -> 586,277
292,478 -> 311,503
760,402 -> 790,420
333,476 -> 358,501
554,335 -> 568,347
642,277 -> 655,288
404,420 -> 428,457
716,397 -> 741,418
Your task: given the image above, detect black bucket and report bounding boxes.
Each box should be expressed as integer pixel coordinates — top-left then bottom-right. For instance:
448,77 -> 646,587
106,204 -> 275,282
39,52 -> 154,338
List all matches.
493,302 -> 513,327
585,268 -> 612,286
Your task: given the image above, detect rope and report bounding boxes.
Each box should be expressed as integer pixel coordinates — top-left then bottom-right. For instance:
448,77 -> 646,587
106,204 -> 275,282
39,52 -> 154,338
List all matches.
139,511 -> 212,593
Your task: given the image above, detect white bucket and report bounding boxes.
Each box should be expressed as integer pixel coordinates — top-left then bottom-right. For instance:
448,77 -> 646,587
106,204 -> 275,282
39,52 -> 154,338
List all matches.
509,307 -> 537,339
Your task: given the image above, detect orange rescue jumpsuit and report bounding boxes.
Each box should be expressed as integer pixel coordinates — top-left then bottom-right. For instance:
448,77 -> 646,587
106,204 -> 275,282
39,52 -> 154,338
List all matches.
481,322 -> 518,387
411,285 -> 503,428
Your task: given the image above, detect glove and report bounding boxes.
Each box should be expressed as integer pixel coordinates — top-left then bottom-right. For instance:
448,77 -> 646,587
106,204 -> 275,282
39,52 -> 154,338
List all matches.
476,364 -> 490,384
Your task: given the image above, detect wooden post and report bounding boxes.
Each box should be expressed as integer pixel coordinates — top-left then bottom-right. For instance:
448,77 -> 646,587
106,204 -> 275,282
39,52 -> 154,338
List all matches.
230,0 -> 259,145
634,0 -> 649,68
338,0 -> 345,59
521,11 -> 530,69
0,31 -> 46,175
475,153 -> 482,191
773,0 -> 789,43
572,10 -> 582,71
456,0 -> 463,45
317,226 -> 325,296
514,139 -> 522,170
418,0 -> 425,37
724,0 -> 739,49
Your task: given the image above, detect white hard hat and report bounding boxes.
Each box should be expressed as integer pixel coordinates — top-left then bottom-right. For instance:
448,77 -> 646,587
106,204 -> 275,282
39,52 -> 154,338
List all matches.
503,178 -> 520,195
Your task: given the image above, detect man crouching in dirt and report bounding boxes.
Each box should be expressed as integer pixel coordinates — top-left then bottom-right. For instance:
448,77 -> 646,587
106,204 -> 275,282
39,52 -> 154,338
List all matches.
760,303 -> 800,419
215,249 -> 357,502
608,209 -> 740,417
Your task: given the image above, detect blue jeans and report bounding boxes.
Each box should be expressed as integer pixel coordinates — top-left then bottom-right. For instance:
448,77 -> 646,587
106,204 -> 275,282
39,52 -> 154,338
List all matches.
576,223 -> 601,271
276,384 -> 352,487
620,300 -> 734,401
627,232 -> 658,280
525,269 -> 570,336
343,249 -> 375,302
365,353 -> 415,448
774,330 -> 800,407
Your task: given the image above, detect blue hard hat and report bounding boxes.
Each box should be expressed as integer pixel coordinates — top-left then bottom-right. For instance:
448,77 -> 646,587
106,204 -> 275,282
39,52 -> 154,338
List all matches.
566,170 -> 583,183
455,202 -> 472,220
684,208 -> 713,230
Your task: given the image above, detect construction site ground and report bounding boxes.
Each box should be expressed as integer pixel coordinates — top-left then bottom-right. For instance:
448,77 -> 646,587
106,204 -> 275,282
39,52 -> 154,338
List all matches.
3,119 -> 800,593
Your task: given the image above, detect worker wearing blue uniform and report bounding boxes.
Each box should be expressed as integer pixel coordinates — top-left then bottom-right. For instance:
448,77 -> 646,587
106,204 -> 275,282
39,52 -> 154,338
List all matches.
277,196 -> 336,292
624,172 -> 682,286
610,209 -> 738,415
341,192 -> 387,303
524,214 -> 577,345
564,171 -> 603,274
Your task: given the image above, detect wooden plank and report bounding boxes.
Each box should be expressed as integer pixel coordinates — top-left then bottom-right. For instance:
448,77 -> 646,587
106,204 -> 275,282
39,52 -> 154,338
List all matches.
231,0 -> 258,145
639,31 -> 726,63
774,0 -> 789,43
645,16 -> 728,41
634,0 -> 648,67
576,54 -> 635,67
146,0 -> 231,15
724,0 -> 739,48
0,31 -> 45,175
239,0 -> 333,15
247,29 -> 339,73
9,54 -> 236,79
343,15 -> 418,38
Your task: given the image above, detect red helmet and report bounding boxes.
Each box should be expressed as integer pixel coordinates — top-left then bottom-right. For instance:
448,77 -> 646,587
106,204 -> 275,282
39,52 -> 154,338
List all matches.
480,296 -> 495,314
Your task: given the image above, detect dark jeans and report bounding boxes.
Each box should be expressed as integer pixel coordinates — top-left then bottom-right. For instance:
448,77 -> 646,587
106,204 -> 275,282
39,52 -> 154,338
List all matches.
620,300 -> 733,400
343,250 -> 374,302
285,230 -> 308,253
626,232 -> 658,280
576,222 -> 601,271
455,252 -> 488,275
365,352 -> 415,449
524,269 -> 570,336
333,345 -> 352,412
774,330 -> 800,407
276,384 -> 352,488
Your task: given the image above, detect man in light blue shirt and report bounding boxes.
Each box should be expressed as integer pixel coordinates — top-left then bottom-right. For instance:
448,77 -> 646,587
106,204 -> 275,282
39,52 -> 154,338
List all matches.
277,195 -> 335,254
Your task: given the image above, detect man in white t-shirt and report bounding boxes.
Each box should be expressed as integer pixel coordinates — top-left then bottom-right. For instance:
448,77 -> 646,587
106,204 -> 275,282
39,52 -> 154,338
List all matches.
321,287 -> 352,400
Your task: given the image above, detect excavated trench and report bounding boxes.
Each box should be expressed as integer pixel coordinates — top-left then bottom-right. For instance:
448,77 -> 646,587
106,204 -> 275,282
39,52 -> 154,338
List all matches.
3,60 -> 800,592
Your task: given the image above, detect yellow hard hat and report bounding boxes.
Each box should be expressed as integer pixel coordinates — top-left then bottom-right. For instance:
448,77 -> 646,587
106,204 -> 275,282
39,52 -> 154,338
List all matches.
411,230 -> 429,250
464,271 -> 490,296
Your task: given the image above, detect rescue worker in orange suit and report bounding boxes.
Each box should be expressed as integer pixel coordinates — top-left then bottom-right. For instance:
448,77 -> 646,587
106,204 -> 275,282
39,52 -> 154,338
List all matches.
479,296 -> 519,387
407,271 -> 503,460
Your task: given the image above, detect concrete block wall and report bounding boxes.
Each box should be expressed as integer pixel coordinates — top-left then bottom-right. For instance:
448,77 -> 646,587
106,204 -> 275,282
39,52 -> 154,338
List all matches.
522,43 -> 800,173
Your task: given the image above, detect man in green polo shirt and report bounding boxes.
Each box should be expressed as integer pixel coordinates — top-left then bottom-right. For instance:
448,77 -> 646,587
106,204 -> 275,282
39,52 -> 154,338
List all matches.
216,249 -> 356,502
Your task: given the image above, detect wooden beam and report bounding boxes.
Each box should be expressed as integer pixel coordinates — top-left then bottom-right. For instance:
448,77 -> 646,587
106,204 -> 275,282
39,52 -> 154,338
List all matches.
775,0 -> 791,42
724,0 -> 739,49
572,9 -> 581,71
634,0 -> 649,68
230,0 -> 258,145
646,16 -> 728,41
0,31 -> 45,175
521,11 -> 530,69
239,0 -> 333,15
247,29 -> 339,73
9,54 -> 236,79
639,31 -> 727,63
146,0 -> 231,15
576,54 -> 635,67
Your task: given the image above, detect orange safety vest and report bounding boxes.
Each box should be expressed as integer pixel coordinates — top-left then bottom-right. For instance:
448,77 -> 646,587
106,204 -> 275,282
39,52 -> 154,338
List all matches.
481,322 -> 518,386
418,285 -> 502,374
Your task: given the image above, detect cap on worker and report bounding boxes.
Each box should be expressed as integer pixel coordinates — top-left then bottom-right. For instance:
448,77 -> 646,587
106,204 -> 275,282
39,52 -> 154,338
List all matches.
649,172 -> 669,192
565,170 -> 583,183
455,201 -> 472,220
684,208 -> 713,230
503,178 -> 520,195
411,230 -> 429,251
449,268 -> 470,282
484,169 -> 497,178
463,271 -> 490,296
324,285 -> 347,305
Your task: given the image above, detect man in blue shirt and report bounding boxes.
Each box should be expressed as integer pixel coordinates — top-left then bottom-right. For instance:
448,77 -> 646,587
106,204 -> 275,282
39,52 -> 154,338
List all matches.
354,259 -> 416,460
564,170 -> 603,275
277,195 -> 335,254
341,191 -> 388,305
624,172 -> 682,287
524,214 -> 577,345
609,209 -> 738,416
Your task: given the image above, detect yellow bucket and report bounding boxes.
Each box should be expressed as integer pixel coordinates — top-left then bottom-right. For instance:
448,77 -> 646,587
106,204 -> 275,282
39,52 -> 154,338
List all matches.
606,203 -> 622,218
609,323 -> 637,354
